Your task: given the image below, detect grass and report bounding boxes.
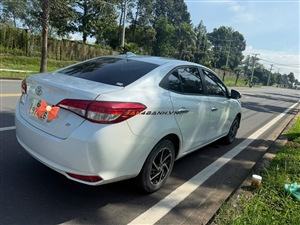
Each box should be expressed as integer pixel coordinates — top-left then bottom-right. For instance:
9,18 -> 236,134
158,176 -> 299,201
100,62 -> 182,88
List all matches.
0,55 -> 77,78
212,117 -> 300,224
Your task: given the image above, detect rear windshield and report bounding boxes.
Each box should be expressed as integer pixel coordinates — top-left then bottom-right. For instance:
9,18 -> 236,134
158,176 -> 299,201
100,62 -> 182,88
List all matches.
59,57 -> 159,86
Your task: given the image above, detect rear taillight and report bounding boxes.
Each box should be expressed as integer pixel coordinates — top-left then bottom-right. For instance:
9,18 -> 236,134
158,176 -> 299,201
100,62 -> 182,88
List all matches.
58,100 -> 147,124
58,99 -> 91,117
66,173 -> 102,182
21,79 -> 27,94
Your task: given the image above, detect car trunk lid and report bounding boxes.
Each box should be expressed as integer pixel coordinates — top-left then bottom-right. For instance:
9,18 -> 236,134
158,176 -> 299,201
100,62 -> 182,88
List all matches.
19,72 -> 124,139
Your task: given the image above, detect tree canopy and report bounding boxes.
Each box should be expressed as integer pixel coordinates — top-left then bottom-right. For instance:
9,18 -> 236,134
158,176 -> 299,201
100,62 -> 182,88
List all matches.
1,0 -> 297,86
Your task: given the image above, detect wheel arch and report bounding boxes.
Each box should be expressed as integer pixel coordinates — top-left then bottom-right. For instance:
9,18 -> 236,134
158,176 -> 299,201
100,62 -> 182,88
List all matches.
236,113 -> 242,128
158,133 -> 180,159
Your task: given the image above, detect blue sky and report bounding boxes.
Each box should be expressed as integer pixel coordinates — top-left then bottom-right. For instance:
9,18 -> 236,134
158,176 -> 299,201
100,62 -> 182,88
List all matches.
184,0 -> 300,79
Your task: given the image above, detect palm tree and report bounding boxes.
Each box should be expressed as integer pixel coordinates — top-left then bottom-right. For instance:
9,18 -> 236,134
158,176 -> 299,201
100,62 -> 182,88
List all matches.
176,23 -> 196,60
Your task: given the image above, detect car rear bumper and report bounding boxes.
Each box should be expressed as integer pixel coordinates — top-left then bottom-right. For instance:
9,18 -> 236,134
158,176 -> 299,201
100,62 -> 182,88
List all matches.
15,102 -> 156,185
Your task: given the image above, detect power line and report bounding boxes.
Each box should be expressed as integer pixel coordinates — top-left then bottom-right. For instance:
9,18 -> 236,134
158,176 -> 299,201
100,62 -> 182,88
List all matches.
259,58 -> 300,67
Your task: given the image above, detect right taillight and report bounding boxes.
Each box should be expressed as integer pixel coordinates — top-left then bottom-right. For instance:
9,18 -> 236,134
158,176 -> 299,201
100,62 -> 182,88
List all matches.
58,100 -> 146,124
21,79 -> 27,94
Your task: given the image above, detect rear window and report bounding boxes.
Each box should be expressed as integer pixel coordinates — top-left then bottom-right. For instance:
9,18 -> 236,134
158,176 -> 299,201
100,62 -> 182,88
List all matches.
59,57 -> 159,86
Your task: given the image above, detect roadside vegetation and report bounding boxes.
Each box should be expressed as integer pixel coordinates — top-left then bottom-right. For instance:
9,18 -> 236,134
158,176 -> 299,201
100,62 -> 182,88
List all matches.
0,0 -> 298,88
212,116 -> 300,224
0,55 -> 77,78
0,55 -> 251,87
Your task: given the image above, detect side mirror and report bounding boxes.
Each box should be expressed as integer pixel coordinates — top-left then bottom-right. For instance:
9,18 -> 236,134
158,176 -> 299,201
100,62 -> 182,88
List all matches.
231,89 -> 242,99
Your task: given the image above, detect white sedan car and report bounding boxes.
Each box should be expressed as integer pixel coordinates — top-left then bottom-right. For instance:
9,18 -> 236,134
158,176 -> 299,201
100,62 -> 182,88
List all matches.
15,53 -> 242,193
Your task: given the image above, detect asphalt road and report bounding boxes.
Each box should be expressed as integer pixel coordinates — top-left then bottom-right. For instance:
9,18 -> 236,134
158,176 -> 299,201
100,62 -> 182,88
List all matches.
0,80 -> 299,225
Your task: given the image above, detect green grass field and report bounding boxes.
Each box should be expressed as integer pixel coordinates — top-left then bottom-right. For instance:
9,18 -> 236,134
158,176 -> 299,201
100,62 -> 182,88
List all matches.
213,117 -> 300,224
0,55 -> 77,78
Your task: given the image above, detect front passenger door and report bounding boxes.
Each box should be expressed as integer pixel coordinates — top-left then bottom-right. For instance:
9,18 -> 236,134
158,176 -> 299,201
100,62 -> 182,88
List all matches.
202,69 -> 232,142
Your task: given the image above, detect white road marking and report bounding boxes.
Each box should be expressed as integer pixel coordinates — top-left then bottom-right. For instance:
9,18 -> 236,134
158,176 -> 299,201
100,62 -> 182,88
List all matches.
0,126 -> 16,132
0,93 -> 21,97
128,101 -> 299,225
0,69 -> 37,73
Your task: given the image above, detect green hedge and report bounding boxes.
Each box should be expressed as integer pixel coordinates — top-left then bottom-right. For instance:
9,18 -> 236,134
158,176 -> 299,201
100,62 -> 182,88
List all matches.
0,24 -> 117,60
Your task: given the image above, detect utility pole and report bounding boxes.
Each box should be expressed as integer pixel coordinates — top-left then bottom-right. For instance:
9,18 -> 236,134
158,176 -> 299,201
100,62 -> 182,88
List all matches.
250,53 -> 260,85
267,64 -> 273,86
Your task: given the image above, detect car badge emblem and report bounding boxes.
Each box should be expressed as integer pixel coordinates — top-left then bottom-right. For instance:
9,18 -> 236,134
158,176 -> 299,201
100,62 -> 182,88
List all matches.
35,86 -> 43,96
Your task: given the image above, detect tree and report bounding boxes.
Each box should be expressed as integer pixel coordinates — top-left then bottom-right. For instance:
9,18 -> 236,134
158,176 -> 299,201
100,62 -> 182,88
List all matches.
130,0 -> 151,40
40,0 -> 51,73
70,0 -> 120,44
233,68 -> 243,85
20,0 -> 76,37
221,65 -> 231,81
126,25 -> 156,54
282,74 -> 289,88
152,17 -> 175,57
153,0 -> 172,20
49,0 -> 77,37
208,26 -> 246,70
193,21 -> 211,64
167,0 -> 191,27
120,42 -> 140,53
275,73 -> 282,86
176,23 -> 196,60
288,72 -> 295,86
0,0 -> 28,27
241,55 -> 251,78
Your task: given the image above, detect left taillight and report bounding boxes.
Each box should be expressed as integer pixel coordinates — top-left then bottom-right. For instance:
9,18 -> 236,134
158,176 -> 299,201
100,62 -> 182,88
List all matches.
21,79 -> 27,94
58,100 -> 147,124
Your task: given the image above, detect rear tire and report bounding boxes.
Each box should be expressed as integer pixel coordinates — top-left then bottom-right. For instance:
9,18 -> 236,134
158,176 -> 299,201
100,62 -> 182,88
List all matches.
223,116 -> 240,144
137,139 -> 175,193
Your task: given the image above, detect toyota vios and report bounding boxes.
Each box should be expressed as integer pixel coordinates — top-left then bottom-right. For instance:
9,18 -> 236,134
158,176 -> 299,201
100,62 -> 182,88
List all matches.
15,53 -> 242,193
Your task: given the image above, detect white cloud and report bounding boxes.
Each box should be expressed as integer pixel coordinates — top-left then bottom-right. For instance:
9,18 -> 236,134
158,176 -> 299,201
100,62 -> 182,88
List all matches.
229,2 -> 243,12
243,46 -> 300,79
232,13 -> 258,23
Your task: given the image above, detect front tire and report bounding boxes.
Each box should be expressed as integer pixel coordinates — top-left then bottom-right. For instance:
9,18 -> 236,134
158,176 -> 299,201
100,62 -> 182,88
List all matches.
223,116 -> 240,144
137,139 -> 175,193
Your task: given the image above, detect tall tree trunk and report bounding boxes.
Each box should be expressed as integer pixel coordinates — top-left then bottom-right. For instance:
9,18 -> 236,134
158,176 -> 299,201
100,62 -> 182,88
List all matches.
178,42 -> 184,60
235,73 -> 240,85
82,0 -> 87,44
40,0 -> 51,73
133,1 -> 140,41
118,7 -> 123,46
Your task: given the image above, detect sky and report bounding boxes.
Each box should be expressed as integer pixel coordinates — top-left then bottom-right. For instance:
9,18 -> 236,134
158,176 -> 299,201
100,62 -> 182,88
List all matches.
76,0 -> 300,80
184,0 -> 300,79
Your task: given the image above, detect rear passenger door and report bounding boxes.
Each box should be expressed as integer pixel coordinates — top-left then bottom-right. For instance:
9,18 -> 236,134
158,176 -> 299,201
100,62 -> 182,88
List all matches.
161,67 -> 211,153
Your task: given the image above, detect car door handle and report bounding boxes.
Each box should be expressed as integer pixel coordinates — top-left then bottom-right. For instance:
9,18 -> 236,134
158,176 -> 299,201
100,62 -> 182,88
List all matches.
211,106 -> 218,112
177,108 -> 190,114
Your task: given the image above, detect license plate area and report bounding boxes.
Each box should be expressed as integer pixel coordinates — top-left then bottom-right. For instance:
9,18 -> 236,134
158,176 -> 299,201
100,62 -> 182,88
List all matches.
29,99 -> 59,123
